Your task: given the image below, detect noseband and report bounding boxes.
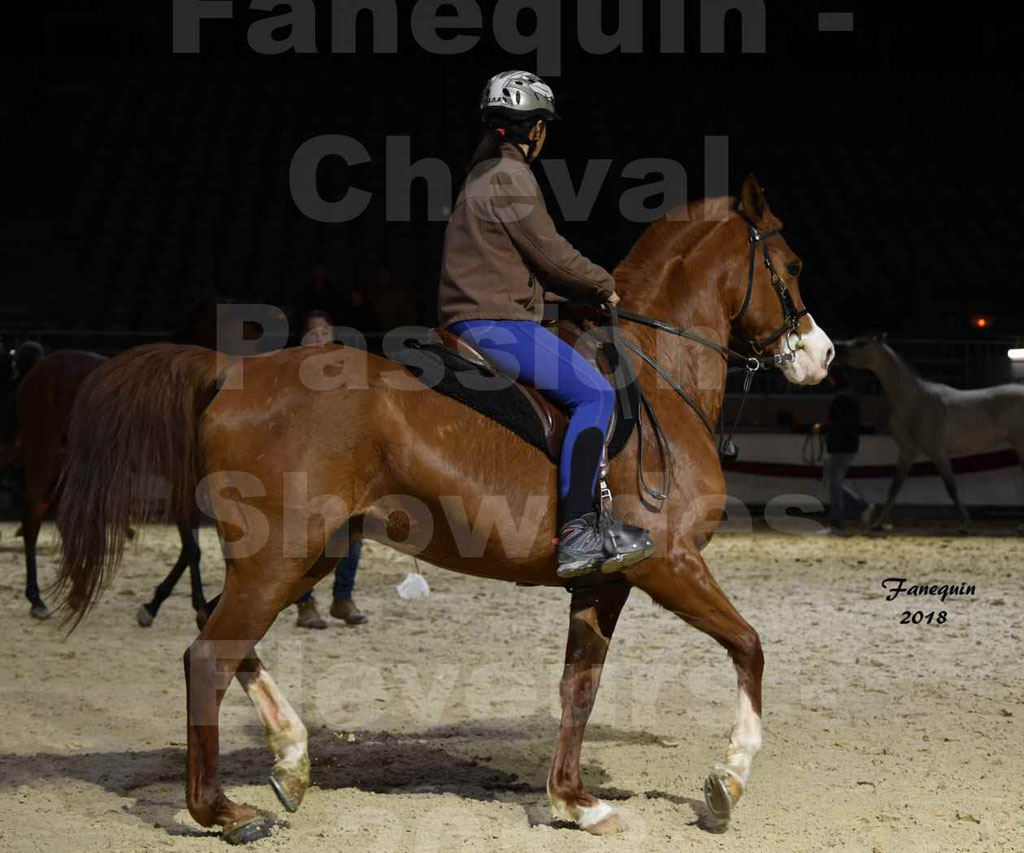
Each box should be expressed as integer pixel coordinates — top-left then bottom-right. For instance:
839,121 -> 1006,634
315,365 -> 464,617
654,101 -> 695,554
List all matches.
733,216 -> 810,354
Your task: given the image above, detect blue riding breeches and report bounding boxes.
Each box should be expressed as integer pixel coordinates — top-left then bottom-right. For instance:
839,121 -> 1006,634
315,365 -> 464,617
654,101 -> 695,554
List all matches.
448,320 -> 616,521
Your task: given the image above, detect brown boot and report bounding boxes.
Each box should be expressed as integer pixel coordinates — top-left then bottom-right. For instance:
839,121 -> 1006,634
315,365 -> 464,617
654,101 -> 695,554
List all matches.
330,598 -> 367,625
296,598 -> 327,630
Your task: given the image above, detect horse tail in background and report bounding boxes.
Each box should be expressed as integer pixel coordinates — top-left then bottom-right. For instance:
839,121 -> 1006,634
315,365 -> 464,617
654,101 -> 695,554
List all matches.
54,344 -> 222,628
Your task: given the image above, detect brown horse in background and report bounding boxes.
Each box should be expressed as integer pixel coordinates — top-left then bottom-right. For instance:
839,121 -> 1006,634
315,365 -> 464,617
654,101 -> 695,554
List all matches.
7,349 -> 104,617
54,176 -> 834,842
9,349 -> 208,620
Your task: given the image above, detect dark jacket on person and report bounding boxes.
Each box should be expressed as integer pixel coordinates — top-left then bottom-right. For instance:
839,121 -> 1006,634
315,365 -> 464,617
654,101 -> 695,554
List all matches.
438,143 -> 615,328
826,389 -> 861,454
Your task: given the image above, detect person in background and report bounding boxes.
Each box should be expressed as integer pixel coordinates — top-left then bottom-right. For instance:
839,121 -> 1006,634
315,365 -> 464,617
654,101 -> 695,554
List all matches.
813,368 -> 871,535
300,309 -> 334,346
294,310 -> 368,629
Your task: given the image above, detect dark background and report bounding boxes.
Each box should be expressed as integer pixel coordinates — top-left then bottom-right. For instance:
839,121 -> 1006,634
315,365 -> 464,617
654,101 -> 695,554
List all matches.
2,1 -> 1023,348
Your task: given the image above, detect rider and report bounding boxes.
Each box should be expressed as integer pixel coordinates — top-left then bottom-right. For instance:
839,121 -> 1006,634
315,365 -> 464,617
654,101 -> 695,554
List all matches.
438,70 -> 653,578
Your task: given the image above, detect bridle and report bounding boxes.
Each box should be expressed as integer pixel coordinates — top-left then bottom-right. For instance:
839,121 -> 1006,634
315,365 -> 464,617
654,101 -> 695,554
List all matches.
733,213 -> 810,354
607,211 -> 811,505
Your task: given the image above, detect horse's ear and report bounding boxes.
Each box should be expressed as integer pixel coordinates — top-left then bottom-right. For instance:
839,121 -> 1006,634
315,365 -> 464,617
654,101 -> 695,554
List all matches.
740,174 -> 769,224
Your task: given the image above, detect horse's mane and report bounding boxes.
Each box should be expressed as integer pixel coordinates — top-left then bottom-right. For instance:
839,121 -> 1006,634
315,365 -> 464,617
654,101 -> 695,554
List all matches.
614,197 -> 737,296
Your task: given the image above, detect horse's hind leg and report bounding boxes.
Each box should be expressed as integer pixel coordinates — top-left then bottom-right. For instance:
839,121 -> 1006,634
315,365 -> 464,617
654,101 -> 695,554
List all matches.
186,524 -> 208,621
629,544 -> 763,829
547,581 -> 631,835
21,499 -> 48,618
139,522 -> 207,627
236,658 -> 309,813
184,575 -> 293,842
184,543 -> 339,838
137,528 -> 189,626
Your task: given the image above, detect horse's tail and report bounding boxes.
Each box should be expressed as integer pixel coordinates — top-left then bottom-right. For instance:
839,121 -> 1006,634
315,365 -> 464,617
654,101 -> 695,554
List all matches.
54,344 -> 222,629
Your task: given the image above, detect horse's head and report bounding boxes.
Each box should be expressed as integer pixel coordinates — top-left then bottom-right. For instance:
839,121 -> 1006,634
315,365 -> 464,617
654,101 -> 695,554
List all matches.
13,341 -> 44,380
832,333 -> 887,370
728,175 -> 833,385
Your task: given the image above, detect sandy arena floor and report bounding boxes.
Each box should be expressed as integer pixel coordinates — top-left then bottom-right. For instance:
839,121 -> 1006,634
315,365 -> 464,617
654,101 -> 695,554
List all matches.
0,520 -> 1021,852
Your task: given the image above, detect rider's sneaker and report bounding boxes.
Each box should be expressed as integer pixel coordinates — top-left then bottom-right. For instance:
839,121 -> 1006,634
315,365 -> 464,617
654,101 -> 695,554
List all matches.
600,517 -> 656,573
556,513 -> 605,578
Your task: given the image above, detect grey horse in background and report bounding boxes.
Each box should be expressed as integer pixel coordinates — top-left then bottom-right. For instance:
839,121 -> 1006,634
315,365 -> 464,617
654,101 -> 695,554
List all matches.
834,334 -> 1024,531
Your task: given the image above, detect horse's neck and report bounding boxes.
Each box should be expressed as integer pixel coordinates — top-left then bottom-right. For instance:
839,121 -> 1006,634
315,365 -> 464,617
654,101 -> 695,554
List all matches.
869,345 -> 921,404
618,224 -> 734,434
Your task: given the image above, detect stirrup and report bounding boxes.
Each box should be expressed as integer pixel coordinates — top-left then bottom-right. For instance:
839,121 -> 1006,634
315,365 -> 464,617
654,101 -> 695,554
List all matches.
597,483 -> 656,574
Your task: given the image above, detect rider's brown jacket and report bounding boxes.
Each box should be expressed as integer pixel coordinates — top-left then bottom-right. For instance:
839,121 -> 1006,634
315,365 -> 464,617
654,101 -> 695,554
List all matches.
438,143 -> 615,328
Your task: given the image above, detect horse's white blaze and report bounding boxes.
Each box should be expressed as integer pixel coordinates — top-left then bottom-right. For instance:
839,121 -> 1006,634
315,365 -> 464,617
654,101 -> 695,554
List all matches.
782,314 -> 833,385
716,688 -> 762,787
242,668 -> 308,772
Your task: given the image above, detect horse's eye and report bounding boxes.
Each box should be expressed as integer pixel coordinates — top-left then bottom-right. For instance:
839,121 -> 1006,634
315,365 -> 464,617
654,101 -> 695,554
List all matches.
786,262 -> 802,278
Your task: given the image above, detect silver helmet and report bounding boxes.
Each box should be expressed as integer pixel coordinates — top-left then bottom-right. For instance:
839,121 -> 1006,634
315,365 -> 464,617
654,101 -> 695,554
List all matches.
480,71 -> 560,123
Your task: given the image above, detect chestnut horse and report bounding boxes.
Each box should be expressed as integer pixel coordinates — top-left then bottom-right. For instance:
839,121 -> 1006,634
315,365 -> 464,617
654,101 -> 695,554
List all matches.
10,349 -> 208,621
55,176 -> 834,842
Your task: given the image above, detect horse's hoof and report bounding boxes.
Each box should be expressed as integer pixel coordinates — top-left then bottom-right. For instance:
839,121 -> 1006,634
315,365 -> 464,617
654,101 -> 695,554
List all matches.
551,796 -> 624,836
30,603 -> 50,620
269,765 -> 307,813
704,770 -> 739,829
222,813 -> 278,845
136,604 -> 155,628
584,810 -> 625,836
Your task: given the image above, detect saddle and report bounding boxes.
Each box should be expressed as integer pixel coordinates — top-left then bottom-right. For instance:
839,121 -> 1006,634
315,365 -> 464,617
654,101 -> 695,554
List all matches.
399,321 -> 638,464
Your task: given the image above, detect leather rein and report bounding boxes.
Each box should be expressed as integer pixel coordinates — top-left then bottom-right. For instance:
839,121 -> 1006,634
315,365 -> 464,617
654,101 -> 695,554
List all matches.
607,214 -> 809,507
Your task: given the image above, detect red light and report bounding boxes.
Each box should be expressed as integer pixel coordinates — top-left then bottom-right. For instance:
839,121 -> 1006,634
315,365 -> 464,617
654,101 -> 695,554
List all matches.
976,318 -> 988,328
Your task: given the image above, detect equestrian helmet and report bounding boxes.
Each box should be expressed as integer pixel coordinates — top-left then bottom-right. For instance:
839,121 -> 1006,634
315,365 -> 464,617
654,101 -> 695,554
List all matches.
480,71 -> 560,123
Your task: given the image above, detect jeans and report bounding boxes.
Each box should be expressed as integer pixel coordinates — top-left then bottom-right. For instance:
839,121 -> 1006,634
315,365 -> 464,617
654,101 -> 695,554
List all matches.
298,540 -> 362,603
823,452 -> 867,529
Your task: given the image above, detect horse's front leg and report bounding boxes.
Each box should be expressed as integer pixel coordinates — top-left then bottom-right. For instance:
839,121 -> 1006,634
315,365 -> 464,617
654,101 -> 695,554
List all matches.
628,542 -> 763,829
871,447 -> 916,530
547,581 -> 631,835
932,453 -> 971,531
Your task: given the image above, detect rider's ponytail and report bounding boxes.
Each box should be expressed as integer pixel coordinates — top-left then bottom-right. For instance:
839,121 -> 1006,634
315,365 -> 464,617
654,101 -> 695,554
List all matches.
467,127 -> 504,174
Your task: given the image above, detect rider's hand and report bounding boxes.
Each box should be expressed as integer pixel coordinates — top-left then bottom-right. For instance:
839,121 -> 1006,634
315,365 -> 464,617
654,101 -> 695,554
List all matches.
607,292 -> 621,306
